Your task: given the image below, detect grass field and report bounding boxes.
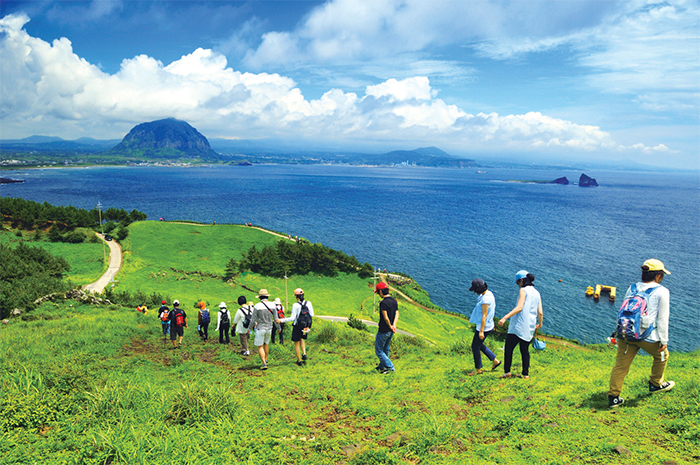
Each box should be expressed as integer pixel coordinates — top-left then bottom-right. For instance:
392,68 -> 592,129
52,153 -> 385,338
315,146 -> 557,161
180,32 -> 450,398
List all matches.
0,303 -> 697,464
1,221 -> 698,464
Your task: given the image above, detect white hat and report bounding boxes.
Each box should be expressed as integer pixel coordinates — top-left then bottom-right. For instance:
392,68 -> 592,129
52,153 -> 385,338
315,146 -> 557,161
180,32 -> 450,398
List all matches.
274,298 -> 281,304
219,301 -> 227,308
173,299 -> 180,306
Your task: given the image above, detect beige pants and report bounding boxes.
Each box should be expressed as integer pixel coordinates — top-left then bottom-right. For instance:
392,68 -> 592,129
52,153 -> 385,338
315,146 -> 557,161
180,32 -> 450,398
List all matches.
238,332 -> 249,352
608,339 -> 669,396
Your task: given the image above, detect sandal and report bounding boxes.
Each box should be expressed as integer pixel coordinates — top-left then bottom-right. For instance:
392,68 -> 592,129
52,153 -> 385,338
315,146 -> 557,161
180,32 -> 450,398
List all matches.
521,375 -> 530,379
491,359 -> 502,371
467,370 -> 483,376
500,373 -> 512,379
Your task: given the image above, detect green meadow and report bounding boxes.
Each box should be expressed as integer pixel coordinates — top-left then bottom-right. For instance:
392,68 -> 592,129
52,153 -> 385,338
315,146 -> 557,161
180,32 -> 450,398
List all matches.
0,221 -> 698,464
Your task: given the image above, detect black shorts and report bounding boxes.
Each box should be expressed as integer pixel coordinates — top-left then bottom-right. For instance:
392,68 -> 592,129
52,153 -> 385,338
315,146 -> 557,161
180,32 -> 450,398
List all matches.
291,324 -> 308,342
170,326 -> 184,340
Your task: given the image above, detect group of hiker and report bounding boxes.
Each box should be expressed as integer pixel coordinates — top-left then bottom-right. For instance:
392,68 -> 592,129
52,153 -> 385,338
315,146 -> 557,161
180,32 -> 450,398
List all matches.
154,288 -> 314,370
466,259 -> 675,408
146,257 -> 674,407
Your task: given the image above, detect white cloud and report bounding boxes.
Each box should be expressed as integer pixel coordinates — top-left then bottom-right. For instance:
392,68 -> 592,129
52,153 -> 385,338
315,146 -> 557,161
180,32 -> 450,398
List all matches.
0,12 -> 671,159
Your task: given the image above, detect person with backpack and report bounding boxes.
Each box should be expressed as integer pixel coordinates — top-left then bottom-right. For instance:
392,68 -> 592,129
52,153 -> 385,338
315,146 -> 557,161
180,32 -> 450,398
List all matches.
497,271 -> 543,379
276,288 -> 314,366
233,295 -> 252,356
271,297 -> 286,344
158,300 -> 170,340
251,289 -> 276,370
168,300 -> 188,349
467,278 -> 501,375
197,301 -> 211,342
373,282 -> 398,374
215,301 -> 231,345
607,259 -> 675,408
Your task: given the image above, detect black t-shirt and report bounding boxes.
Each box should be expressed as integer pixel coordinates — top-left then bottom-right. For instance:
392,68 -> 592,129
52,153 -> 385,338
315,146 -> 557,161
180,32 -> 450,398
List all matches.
169,308 -> 187,327
378,296 -> 398,333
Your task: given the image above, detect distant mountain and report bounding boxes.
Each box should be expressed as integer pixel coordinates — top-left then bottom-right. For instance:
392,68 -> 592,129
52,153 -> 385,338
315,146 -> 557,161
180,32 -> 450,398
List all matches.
107,118 -> 220,160
379,146 -> 478,167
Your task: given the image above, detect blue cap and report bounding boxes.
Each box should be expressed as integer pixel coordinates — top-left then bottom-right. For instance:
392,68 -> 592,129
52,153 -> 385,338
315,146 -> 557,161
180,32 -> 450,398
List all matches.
515,270 -> 529,283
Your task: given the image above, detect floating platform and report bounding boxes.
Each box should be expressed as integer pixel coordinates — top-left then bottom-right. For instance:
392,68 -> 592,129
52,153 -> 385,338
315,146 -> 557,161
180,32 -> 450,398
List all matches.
587,284 -> 616,301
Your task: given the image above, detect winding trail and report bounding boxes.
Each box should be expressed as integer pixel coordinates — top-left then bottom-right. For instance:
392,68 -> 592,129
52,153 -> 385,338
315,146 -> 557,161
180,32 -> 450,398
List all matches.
82,233 -> 122,293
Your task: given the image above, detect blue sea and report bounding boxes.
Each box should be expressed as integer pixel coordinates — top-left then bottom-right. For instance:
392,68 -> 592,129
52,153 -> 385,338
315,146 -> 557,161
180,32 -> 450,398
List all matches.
2,165 -> 699,351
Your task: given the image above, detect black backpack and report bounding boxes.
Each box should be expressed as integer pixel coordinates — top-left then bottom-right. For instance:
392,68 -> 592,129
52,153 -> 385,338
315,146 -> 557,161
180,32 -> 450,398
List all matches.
241,306 -> 252,329
220,309 -> 230,325
297,301 -> 313,329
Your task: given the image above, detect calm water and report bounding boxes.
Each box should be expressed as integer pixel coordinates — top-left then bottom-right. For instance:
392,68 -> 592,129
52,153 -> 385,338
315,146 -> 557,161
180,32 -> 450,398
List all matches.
2,165 -> 699,351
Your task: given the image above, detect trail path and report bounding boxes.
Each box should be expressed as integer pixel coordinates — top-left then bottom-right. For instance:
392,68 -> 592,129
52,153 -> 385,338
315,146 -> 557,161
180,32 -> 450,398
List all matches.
83,233 -> 122,293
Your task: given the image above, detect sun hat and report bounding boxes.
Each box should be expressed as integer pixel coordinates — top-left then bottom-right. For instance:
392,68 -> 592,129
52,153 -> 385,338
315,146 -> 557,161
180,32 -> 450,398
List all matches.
469,278 -> 486,292
258,289 -> 269,298
219,301 -> 227,308
294,288 -> 304,296
274,298 -> 281,304
642,259 -> 671,275
375,282 -> 388,293
514,270 -> 529,283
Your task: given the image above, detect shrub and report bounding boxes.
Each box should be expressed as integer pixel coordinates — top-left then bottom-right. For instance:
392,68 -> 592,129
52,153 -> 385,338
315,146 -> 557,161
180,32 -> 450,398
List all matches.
316,323 -> 338,344
347,314 -> 369,332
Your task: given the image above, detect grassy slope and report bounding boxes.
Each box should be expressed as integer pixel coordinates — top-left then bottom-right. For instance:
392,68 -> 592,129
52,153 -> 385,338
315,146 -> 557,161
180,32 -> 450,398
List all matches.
0,229 -> 106,285
118,222 -> 470,346
1,221 -> 698,464
0,304 -> 697,465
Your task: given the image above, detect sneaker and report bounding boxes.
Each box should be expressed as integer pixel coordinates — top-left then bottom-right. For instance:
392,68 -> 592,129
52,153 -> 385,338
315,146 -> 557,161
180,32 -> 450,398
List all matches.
261,364 -> 268,370
296,360 -> 303,367
608,395 -> 624,408
380,368 -> 395,374
649,380 -> 675,393
302,354 -> 308,361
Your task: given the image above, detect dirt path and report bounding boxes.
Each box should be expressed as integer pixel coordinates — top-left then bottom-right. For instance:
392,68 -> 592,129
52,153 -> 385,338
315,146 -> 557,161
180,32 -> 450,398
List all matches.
82,233 -> 122,293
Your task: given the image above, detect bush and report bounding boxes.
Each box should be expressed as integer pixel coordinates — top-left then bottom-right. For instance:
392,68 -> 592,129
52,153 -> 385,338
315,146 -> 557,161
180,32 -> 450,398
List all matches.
347,314 -> 370,332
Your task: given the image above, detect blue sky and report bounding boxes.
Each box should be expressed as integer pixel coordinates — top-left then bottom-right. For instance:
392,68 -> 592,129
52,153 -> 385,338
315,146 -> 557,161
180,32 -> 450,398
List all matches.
1,0 -> 698,168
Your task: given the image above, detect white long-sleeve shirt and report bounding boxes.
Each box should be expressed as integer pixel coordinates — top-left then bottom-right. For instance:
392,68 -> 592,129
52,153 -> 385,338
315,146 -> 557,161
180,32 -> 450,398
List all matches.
279,300 -> 314,326
628,282 -> 670,345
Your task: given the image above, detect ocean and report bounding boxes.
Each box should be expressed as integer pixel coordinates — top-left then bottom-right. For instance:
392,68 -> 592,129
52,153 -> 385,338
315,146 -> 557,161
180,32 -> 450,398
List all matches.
2,164 -> 698,351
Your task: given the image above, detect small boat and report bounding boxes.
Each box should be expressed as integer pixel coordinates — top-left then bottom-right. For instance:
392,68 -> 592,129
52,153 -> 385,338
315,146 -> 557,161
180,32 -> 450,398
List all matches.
586,286 -> 594,296
592,284 -> 616,301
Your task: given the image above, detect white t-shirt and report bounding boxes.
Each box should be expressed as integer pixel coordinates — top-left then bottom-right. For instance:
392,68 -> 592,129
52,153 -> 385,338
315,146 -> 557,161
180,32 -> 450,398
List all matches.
469,290 -> 496,332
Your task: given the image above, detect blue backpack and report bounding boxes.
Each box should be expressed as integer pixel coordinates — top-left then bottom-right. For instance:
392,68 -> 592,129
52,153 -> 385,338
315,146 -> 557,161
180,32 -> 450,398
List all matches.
201,309 -> 210,325
614,284 -> 658,342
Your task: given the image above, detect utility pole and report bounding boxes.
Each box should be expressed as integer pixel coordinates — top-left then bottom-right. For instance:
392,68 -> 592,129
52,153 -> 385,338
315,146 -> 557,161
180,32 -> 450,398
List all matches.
372,268 -> 379,315
284,270 -> 289,311
97,201 -> 105,262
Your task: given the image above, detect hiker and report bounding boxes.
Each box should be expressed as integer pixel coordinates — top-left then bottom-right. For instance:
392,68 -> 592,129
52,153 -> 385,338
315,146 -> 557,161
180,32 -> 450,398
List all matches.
498,270 -> 543,379
136,304 -> 148,315
158,300 -> 170,339
197,301 -> 211,342
233,295 -> 252,356
607,259 -> 675,408
169,300 -> 188,349
468,278 -> 501,375
276,288 -> 314,366
215,302 -> 231,345
271,297 -> 285,344
251,289 -> 275,370
374,282 -> 398,374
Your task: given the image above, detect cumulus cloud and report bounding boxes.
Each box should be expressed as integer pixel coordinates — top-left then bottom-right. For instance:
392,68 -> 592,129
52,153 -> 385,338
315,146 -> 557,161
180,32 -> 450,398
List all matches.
0,12 -> 658,157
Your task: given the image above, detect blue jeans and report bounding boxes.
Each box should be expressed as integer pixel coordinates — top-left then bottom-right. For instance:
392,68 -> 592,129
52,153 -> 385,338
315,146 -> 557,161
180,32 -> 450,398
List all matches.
471,330 -> 496,369
375,331 -> 395,370
162,322 -> 170,336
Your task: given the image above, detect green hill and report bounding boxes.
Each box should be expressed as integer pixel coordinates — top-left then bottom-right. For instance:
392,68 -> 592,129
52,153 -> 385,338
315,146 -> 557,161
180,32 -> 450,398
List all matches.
0,221 -> 698,464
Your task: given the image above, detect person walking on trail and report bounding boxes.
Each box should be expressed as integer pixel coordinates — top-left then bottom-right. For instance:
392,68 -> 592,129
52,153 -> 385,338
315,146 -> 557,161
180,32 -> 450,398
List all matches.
233,296 -> 252,356
607,259 -> 675,408
158,300 -> 170,341
374,282 -> 398,374
169,300 -> 188,349
276,288 -> 314,367
251,289 -> 275,370
197,301 -> 211,342
498,271 -> 543,379
468,278 -> 501,376
271,298 -> 286,345
215,302 -> 231,345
